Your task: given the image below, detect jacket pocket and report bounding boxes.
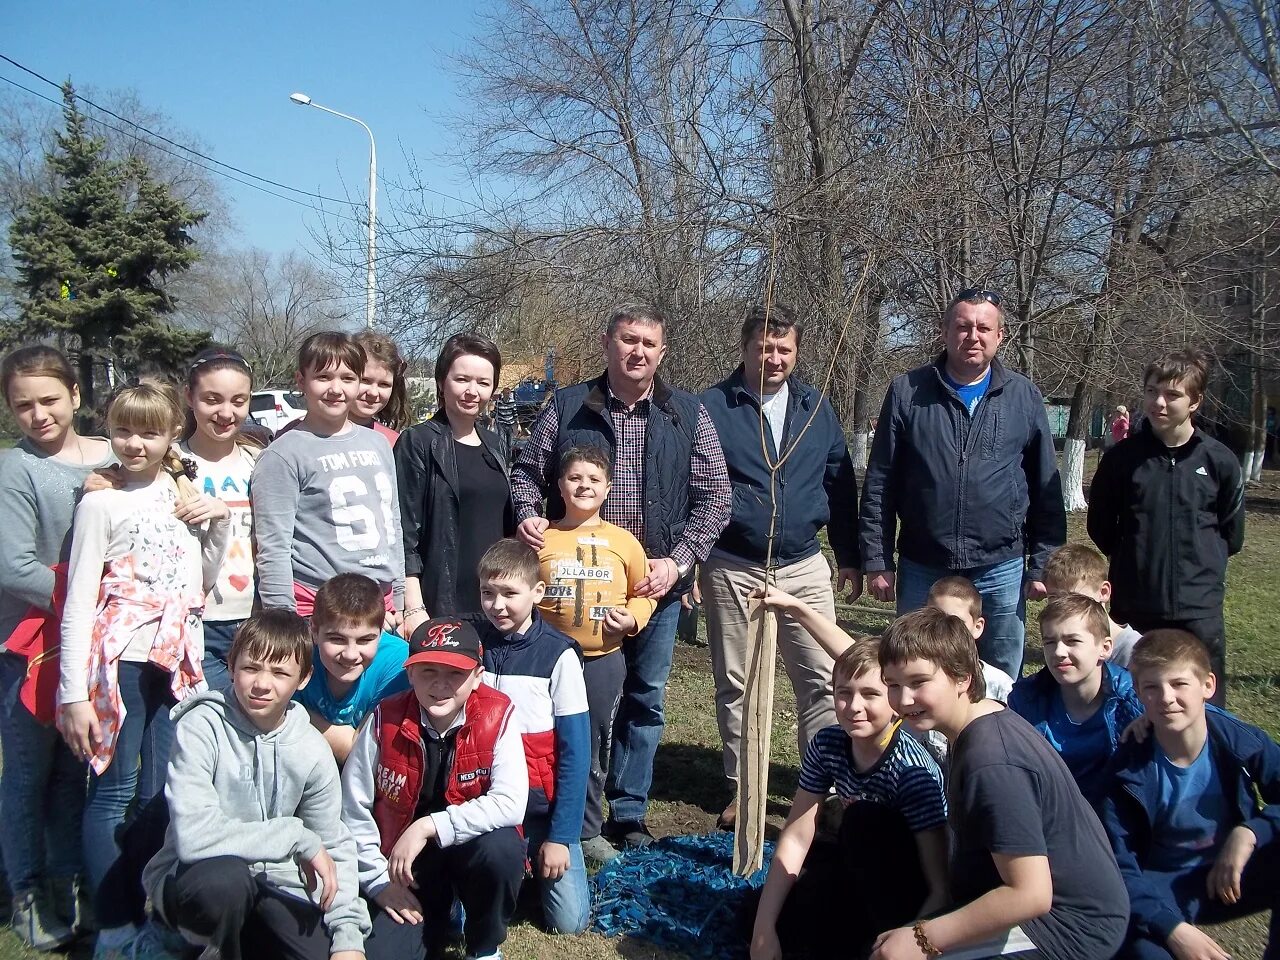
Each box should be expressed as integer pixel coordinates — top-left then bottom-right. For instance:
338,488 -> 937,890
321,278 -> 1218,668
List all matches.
980,406 -> 1002,460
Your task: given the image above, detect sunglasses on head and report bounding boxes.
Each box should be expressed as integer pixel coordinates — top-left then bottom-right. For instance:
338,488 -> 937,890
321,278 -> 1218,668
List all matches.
954,287 -> 1003,308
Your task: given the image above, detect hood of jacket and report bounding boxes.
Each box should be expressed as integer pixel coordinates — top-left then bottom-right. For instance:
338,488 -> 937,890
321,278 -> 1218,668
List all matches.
169,688 -> 323,821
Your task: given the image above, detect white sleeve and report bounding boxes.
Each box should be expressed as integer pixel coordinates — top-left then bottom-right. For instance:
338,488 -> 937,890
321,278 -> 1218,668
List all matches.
199,515 -> 231,594
340,714 -> 392,898
431,704 -> 528,848
549,649 -> 588,716
58,493 -> 114,705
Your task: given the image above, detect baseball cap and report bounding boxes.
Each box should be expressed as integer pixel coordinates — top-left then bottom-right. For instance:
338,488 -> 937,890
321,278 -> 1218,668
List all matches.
405,618 -> 484,670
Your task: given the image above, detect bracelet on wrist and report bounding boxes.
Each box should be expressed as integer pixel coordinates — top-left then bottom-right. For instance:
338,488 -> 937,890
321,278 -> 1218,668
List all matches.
913,921 -> 942,958
402,605 -> 426,619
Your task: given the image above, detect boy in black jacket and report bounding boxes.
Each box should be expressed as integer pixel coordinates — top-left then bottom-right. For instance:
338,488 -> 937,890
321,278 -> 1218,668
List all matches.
1087,349 -> 1244,705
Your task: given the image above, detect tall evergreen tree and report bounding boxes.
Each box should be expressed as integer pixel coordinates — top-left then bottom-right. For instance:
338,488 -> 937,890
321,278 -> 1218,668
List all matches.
7,83 -> 209,408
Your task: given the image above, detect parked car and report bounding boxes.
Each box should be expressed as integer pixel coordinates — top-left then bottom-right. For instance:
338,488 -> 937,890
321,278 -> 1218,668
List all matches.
250,390 -> 306,433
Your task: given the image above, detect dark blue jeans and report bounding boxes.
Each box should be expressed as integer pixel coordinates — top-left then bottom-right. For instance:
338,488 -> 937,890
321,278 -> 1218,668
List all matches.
606,597 -> 682,824
898,555 -> 1028,679
0,652 -> 85,893
201,619 -> 242,693
82,661 -> 175,896
1118,841 -> 1280,960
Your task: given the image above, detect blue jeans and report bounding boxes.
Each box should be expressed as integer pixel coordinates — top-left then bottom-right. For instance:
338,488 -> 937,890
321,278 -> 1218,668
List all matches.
0,652 -> 85,893
523,816 -> 590,934
897,555 -> 1028,679
82,661 -> 176,895
202,619 -> 242,693
606,597 -> 682,823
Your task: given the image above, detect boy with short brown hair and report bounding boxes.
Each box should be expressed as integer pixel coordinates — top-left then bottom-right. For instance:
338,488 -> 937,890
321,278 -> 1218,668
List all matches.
473,538 -> 592,933
1043,543 -> 1142,667
925,576 -> 1015,700
1007,594 -> 1142,807
141,609 -> 371,960
747,596 -> 947,960
1087,349 -> 1244,702
294,574 -> 410,764
1102,630 -> 1280,960
871,607 -> 1129,960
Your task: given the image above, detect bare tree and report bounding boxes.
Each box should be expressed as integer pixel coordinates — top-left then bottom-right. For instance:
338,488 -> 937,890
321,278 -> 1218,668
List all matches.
182,248 -> 355,387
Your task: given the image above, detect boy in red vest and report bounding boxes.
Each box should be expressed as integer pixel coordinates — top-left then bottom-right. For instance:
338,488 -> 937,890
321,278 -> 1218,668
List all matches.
341,618 -> 528,960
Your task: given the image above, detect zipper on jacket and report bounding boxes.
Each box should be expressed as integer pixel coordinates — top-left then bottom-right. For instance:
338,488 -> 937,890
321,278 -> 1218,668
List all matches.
1167,454 -> 1176,614
953,394 -> 992,569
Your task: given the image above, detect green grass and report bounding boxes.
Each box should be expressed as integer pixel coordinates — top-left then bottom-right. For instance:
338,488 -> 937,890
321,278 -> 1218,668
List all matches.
2,491 -> 1277,958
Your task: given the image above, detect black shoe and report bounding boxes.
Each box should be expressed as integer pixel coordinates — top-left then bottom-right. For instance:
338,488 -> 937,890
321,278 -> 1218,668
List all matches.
603,819 -> 656,849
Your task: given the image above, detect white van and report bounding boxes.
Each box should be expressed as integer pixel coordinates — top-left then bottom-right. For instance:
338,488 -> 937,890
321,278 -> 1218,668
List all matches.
249,390 -> 307,433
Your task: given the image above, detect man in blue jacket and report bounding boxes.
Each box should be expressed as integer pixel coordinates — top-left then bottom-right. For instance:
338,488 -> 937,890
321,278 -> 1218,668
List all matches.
859,288 -> 1065,679
699,303 -> 860,829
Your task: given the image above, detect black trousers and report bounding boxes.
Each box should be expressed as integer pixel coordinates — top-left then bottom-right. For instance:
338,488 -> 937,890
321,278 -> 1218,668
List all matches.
364,826 -> 525,960
161,856 -> 333,960
1118,611 -> 1227,706
746,799 -> 931,958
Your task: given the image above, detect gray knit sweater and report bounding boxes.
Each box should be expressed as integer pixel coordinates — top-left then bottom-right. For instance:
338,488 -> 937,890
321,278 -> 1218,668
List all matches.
0,438 -> 114,650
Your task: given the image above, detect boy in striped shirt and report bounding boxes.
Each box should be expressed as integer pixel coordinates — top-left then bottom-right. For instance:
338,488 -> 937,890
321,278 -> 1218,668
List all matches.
750,587 -> 948,960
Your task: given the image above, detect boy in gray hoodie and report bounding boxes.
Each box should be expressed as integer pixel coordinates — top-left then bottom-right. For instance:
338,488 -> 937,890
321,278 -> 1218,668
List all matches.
141,610 -> 370,960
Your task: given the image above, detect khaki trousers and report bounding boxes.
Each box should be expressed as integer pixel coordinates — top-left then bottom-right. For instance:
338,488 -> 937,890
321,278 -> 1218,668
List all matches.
701,550 -> 837,783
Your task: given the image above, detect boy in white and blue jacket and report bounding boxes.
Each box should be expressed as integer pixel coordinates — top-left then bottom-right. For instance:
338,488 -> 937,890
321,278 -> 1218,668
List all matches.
471,539 -> 591,935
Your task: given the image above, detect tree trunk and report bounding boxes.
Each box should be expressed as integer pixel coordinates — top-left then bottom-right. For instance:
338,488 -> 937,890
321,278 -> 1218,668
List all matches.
1061,318 -> 1098,511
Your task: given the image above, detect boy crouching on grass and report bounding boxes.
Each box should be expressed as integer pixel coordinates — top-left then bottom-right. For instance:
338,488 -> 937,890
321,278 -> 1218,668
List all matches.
1008,593 -> 1143,809
872,607 -> 1128,960
751,588 -> 947,960
475,539 -> 592,933
342,618 -> 527,960
141,609 -> 371,960
295,573 -> 410,764
1102,630 -> 1280,960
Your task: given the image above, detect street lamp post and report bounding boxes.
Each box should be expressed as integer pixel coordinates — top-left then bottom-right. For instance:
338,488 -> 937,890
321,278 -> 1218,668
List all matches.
290,92 -> 377,328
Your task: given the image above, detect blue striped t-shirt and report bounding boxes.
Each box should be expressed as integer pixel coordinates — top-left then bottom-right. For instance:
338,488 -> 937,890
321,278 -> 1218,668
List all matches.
797,721 -> 948,832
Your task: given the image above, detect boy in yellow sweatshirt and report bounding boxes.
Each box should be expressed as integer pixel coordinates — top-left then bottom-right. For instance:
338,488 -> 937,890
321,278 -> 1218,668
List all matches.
537,445 -> 655,863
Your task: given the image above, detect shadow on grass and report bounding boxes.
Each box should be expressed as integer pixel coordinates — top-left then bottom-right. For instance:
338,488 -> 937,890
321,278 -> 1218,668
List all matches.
649,742 -> 799,818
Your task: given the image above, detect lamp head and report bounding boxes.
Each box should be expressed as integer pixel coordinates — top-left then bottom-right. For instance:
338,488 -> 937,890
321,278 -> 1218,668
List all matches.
289,93 -> 312,106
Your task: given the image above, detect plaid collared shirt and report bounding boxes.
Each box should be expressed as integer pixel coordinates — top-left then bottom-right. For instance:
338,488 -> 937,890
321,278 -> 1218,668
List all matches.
511,378 -> 730,571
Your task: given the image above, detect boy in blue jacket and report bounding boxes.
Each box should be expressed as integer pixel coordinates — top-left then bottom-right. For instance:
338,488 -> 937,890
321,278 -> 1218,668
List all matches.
1009,593 -> 1143,808
1102,630 -> 1280,960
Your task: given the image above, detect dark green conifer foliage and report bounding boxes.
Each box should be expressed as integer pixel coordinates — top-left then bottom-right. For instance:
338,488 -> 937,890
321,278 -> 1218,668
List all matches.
7,83 -> 209,409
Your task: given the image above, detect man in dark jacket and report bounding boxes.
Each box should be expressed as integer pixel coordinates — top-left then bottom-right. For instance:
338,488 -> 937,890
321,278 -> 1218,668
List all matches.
859,288 -> 1066,679
510,303 -> 732,850
699,303 -> 859,829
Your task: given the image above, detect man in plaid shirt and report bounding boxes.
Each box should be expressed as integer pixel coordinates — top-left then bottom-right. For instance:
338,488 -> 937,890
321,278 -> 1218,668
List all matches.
512,303 -> 731,853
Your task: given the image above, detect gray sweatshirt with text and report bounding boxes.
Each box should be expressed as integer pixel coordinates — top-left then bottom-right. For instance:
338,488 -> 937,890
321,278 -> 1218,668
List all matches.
251,425 -> 403,611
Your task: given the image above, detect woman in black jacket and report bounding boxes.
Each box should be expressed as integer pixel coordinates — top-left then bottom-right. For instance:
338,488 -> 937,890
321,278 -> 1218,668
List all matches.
395,333 -> 513,632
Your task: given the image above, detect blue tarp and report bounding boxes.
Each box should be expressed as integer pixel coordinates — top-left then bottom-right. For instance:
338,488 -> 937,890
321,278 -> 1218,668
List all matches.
591,832 -> 773,959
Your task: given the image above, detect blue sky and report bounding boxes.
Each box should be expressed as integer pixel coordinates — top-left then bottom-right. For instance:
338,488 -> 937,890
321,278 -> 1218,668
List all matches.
6,1 -> 485,253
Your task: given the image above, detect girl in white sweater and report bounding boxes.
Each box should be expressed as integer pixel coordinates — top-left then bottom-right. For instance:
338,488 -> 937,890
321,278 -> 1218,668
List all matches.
56,379 -> 229,923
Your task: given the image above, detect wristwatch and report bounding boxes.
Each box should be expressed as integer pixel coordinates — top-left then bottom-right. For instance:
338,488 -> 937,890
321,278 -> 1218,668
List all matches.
674,559 -> 692,579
